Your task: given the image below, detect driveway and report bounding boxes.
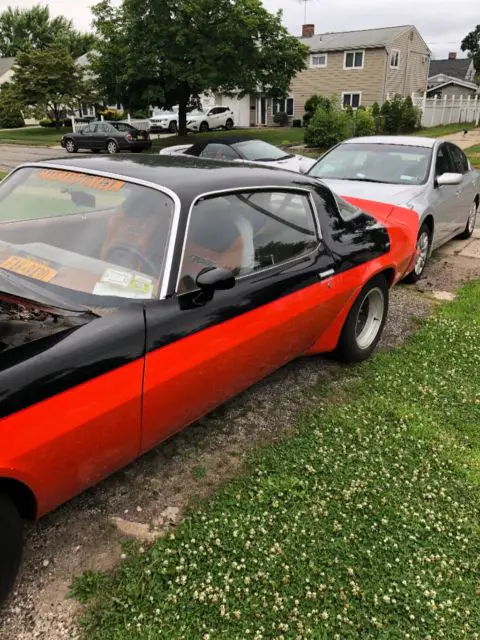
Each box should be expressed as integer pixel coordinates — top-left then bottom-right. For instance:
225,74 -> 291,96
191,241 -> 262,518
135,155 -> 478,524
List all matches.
440,128 -> 480,149
0,145 -> 69,173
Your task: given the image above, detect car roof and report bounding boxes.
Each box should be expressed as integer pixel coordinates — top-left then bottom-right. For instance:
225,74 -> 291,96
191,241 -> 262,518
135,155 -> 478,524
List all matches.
25,155 -> 320,200
342,135 -> 437,148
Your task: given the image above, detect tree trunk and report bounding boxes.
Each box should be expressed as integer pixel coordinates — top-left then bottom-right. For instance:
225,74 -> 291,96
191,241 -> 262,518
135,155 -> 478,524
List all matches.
178,83 -> 190,136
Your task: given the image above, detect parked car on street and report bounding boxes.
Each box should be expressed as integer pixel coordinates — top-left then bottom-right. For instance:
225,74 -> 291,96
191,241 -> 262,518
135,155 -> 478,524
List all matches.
307,136 -> 480,282
160,136 -> 316,172
186,107 -> 235,132
61,121 -> 152,154
149,109 -> 179,134
0,155 -> 418,601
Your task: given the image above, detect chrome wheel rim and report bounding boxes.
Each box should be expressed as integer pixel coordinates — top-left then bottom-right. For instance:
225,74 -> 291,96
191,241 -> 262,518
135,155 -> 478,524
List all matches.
66,140 -> 74,152
415,231 -> 429,276
107,142 -> 117,154
355,287 -> 385,350
467,203 -> 477,234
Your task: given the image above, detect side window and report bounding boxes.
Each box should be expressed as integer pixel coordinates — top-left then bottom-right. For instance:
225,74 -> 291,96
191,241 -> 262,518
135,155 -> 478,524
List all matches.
435,144 -> 454,176
178,190 -> 318,292
200,144 -> 239,160
448,144 -> 469,174
83,124 -> 94,133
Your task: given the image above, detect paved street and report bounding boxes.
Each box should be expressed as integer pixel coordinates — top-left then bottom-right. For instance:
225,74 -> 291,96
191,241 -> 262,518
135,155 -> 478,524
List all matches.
0,144 -> 69,173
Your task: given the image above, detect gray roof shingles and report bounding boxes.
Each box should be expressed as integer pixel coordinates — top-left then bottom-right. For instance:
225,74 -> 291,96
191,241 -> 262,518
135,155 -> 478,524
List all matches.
429,58 -> 472,80
298,25 -> 413,52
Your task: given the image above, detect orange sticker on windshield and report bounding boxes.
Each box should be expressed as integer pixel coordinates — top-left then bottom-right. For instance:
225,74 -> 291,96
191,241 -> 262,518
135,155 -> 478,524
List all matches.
1,256 -> 57,282
36,169 -> 125,193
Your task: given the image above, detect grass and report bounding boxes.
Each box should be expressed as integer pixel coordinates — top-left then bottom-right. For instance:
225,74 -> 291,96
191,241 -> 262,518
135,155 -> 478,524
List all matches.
0,126 -> 69,146
465,144 -> 480,170
0,171 -> 6,180
415,122 -> 478,138
72,282 -> 480,639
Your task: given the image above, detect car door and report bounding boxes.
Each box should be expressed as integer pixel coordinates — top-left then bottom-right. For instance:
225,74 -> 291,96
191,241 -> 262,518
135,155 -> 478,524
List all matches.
447,143 -> 477,232
430,142 -> 460,245
141,187 -> 341,452
208,108 -> 222,129
93,122 -> 109,149
79,123 -> 97,149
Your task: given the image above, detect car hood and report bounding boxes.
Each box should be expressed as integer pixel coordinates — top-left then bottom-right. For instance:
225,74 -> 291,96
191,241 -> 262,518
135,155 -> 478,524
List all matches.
316,178 -> 423,206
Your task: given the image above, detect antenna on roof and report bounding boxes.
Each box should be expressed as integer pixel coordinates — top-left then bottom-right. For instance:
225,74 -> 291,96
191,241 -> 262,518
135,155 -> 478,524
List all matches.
297,0 -> 315,24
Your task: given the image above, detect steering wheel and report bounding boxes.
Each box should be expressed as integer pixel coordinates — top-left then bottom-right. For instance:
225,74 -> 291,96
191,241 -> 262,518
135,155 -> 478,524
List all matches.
106,243 -> 158,277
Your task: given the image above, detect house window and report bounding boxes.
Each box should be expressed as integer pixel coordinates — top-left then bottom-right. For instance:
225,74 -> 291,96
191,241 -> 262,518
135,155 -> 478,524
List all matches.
390,49 -> 400,69
342,92 -> 361,109
310,54 -> 327,68
272,97 -> 294,116
344,50 -> 364,69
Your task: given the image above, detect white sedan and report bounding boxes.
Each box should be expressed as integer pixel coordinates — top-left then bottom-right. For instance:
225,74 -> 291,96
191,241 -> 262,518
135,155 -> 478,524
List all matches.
159,136 -> 316,173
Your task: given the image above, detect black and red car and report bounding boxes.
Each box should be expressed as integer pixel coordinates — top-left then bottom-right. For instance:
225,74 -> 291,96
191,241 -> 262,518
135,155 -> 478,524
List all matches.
61,121 -> 152,154
0,155 -> 418,601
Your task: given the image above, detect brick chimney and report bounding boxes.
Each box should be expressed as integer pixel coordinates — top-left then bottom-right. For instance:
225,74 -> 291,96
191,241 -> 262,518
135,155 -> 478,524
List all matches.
302,24 -> 314,38
448,52 -> 457,60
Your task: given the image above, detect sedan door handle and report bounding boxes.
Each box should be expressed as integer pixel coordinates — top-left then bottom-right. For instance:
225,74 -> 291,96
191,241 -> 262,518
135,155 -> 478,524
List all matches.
318,268 -> 335,280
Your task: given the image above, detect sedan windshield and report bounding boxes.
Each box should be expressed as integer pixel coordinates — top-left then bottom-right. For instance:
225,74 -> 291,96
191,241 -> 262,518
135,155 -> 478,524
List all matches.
233,140 -> 293,162
308,143 -> 432,185
0,168 -> 175,307
188,109 -> 205,117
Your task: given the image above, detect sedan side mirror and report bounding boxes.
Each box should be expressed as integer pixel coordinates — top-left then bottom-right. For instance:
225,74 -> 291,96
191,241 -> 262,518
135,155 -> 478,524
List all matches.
196,267 -> 235,292
436,172 -> 463,186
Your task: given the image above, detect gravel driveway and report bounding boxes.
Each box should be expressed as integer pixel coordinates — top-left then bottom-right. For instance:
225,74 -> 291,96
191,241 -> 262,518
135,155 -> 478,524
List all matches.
1,247 -> 479,639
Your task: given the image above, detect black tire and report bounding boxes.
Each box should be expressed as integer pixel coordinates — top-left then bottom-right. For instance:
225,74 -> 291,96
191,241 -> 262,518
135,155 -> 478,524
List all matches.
225,118 -> 234,130
106,139 -> 119,155
403,223 -> 431,284
199,121 -> 209,133
457,201 -> 478,240
64,138 -> 77,154
0,494 -> 23,604
335,274 -> 389,363
168,121 -> 178,133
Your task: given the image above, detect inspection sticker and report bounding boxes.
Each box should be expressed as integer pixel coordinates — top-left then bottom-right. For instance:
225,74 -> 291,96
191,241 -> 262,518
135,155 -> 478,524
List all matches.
0,255 -> 57,282
101,268 -> 133,287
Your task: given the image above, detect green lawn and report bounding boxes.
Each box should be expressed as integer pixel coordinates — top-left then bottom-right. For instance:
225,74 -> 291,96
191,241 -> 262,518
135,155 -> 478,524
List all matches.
415,122 -> 478,138
72,282 -> 480,639
0,171 -> 6,181
465,144 -> 480,170
0,126 -> 68,146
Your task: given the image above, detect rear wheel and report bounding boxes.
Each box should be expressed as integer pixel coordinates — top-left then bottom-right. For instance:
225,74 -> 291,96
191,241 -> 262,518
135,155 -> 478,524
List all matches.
457,201 -> 478,240
335,275 -> 389,363
64,138 -> 77,153
225,118 -> 234,130
107,139 -> 119,154
199,121 -> 209,133
403,223 -> 431,284
168,121 -> 177,133
0,494 -> 23,604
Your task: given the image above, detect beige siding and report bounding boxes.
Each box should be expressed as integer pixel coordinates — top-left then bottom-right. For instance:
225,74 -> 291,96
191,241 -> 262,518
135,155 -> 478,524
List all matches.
289,48 -> 386,117
385,27 -> 430,99
429,85 -> 478,98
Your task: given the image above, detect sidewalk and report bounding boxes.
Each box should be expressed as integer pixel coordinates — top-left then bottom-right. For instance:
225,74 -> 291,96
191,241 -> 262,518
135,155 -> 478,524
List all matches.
440,128 -> 480,149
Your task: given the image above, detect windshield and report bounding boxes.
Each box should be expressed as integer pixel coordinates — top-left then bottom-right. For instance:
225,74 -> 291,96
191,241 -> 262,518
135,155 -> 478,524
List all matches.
188,109 -> 205,117
308,143 -> 432,185
233,140 -> 293,162
0,167 -> 175,308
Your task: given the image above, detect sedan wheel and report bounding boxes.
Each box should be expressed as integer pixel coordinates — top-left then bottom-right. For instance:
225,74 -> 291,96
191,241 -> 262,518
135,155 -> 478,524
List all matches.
107,140 -> 119,154
403,223 -> 431,284
168,121 -> 177,134
335,274 -> 388,363
65,139 -> 77,153
457,201 -> 478,240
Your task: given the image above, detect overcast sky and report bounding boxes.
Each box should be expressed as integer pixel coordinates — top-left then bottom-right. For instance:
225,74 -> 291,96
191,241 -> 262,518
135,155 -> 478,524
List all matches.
4,0 -> 477,59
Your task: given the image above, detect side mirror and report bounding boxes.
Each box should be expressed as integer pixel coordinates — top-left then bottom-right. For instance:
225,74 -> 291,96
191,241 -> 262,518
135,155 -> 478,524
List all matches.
436,172 -> 462,186
196,267 -> 235,292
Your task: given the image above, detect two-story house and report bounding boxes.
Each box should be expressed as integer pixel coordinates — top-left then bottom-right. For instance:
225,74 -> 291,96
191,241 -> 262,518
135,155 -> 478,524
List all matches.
427,53 -> 478,98
259,24 -> 430,124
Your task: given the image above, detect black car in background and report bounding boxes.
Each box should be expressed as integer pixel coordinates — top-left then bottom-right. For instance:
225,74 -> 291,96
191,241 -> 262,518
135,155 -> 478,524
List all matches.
61,121 -> 152,154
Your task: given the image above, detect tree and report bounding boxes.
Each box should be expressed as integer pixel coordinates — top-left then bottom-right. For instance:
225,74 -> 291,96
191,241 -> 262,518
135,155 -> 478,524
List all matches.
0,84 -> 24,129
11,45 -> 88,127
92,0 -> 308,134
461,25 -> 480,73
0,5 -> 94,58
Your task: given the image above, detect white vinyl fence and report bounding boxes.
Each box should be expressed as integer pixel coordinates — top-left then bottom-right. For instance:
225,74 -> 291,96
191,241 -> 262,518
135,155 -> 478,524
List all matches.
412,93 -> 480,128
71,114 -> 151,133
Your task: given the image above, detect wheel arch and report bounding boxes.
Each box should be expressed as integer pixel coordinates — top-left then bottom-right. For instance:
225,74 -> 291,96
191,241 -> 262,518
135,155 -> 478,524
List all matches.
475,193 -> 479,208
0,477 -> 37,521
422,213 -> 434,238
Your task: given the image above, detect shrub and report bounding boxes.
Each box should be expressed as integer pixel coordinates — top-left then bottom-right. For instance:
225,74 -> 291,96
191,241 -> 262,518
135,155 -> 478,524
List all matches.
63,118 -> 73,128
273,111 -> 289,127
132,110 -> 148,119
99,108 -> 125,121
304,105 -> 352,148
303,94 -> 332,126
39,118 -> 56,128
371,102 -> 381,118
292,119 -> 302,128
353,108 -> 375,137
401,96 -> 420,133
0,109 -> 25,129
